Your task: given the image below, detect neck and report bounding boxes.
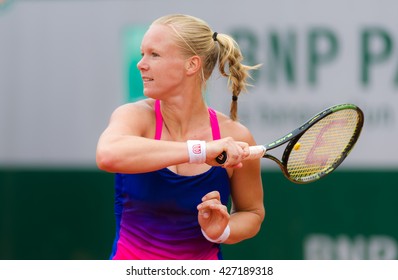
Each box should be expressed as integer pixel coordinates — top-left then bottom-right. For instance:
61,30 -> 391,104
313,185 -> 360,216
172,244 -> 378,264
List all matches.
160,97 -> 209,141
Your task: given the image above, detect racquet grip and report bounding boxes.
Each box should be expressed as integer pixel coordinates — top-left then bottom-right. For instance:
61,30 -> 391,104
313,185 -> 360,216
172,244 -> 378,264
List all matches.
247,145 -> 266,160
215,151 -> 227,164
215,145 -> 266,164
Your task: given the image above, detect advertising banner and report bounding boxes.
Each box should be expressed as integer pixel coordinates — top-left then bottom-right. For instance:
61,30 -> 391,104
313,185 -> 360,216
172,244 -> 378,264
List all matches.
0,0 -> 397,168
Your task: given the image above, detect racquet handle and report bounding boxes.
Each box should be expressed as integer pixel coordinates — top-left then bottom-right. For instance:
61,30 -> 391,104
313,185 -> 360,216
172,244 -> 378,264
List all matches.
215,145 -> 266,164
247,145 -> 267,160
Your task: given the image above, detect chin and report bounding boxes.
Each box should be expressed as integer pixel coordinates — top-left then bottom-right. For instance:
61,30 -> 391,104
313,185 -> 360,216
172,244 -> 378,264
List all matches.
144,91 -> 162,100
143,91 -> 153,98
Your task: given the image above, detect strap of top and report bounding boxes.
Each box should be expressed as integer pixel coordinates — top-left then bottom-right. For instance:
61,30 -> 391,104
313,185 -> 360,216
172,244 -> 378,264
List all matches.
154,99 -> 221,141
208,107 -> 221,140
155,100 -> 163,140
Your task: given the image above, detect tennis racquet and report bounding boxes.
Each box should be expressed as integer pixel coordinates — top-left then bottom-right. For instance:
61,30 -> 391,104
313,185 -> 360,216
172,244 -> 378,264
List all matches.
216,103 -> 364,184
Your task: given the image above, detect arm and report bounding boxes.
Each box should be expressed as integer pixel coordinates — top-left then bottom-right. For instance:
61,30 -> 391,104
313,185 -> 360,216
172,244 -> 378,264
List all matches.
197,123 -> 265,243
96,101 -> 189,173
96,100 -> 249,173
225,156 -> 265,243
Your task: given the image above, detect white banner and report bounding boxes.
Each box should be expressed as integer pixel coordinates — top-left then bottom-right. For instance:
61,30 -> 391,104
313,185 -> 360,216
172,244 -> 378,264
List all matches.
1,260 -> 398,280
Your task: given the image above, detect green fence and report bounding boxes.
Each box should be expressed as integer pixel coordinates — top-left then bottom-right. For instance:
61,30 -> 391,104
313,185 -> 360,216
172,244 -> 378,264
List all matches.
1,169 -> 397,260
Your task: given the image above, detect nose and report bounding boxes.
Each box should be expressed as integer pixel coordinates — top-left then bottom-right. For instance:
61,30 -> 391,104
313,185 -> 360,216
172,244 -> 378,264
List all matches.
137,57 -> 148,71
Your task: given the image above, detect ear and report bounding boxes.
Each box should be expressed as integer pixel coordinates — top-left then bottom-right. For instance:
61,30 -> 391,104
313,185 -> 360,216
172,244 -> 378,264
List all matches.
185,56 -> 202,76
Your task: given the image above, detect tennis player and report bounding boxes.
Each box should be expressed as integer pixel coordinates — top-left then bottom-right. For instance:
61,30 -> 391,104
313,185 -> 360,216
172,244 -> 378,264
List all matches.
96,14 -> 265,260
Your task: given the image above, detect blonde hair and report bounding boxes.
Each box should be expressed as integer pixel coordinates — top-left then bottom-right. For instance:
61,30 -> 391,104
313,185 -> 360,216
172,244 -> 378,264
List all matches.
152,14 -> 260,121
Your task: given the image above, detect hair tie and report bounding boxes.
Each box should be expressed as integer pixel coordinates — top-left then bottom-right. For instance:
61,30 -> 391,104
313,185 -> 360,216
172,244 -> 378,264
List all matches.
212,32 -> 218,42
232,95 -> 238,102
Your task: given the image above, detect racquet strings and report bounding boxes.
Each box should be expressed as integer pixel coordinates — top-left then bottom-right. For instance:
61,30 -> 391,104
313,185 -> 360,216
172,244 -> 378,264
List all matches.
287,109 -> 360,180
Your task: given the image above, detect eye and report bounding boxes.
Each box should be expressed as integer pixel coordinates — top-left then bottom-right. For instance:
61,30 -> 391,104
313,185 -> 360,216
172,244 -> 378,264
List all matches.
151,52 -> 160,57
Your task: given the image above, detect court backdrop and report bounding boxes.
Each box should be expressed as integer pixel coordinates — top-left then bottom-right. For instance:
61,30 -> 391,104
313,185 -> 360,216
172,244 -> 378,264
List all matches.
0,0 -> 397,260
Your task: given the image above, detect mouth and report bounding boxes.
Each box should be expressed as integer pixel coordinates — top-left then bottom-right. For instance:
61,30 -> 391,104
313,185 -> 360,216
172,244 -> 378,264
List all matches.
142,77 -> 154,82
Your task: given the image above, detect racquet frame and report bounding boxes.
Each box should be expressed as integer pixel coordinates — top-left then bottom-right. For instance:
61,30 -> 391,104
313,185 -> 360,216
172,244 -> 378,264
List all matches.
216,103 -> 364,184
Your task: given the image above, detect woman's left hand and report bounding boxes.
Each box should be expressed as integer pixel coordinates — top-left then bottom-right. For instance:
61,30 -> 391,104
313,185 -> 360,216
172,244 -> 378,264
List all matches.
197,191 -> 230,241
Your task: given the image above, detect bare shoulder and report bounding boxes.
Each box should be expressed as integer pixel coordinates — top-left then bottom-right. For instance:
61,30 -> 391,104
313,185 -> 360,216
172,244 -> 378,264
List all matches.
111,99 -> 155,117
216,111 -> 257,145
108,99 -> 156,136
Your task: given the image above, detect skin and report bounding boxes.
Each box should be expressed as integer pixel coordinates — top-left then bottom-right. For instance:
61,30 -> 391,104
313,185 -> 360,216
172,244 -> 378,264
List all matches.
96,23 -> 265,244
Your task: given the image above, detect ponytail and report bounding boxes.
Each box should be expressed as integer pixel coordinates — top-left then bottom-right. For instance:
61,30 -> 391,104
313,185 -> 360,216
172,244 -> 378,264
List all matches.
213,32 -> 260,121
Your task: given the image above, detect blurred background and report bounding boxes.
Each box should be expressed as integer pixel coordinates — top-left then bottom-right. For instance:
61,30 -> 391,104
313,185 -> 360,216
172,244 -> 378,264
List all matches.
1,0 -> 397,260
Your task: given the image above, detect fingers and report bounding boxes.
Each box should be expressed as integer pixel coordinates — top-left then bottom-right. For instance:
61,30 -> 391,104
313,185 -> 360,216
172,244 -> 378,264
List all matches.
197,203 -> 228,219
201,190 -> 221,201
223,141 -> 250,168
206,137 -> 250,168
197,191 -> 228,219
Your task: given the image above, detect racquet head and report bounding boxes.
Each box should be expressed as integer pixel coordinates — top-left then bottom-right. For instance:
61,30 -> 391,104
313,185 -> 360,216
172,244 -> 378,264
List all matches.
275,104 -> 364,184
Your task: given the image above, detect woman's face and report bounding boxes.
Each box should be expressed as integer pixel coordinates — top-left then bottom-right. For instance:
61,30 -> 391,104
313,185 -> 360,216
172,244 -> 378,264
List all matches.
137,24 -> 189,99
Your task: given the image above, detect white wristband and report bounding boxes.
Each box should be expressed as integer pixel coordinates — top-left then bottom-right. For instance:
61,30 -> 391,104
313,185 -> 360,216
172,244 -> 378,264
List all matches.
201,225 -> 230,243
187,140 -> 206,164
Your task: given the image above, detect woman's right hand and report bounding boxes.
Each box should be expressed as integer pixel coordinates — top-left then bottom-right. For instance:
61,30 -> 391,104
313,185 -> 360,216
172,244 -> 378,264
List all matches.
205,137 -> 250,168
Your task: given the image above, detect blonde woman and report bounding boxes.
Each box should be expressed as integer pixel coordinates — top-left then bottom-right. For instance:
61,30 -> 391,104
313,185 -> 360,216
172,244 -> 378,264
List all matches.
96,14 -> 265,260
